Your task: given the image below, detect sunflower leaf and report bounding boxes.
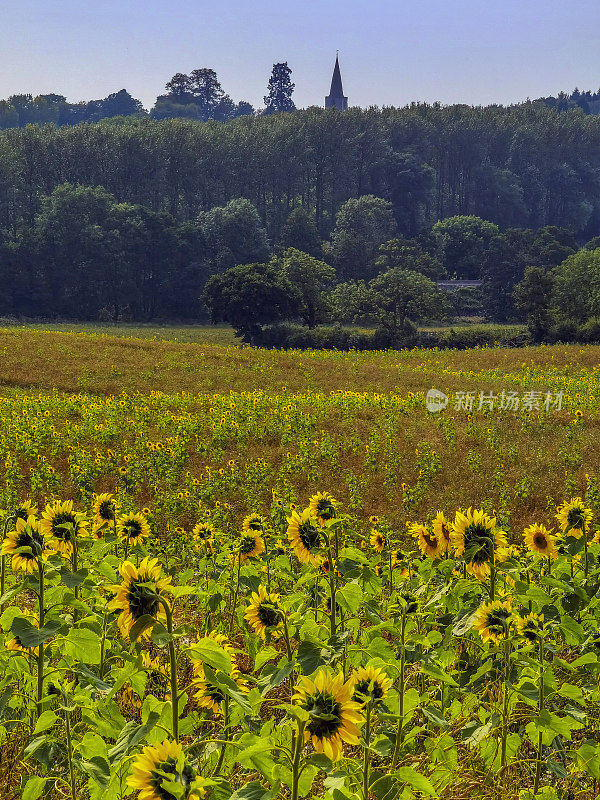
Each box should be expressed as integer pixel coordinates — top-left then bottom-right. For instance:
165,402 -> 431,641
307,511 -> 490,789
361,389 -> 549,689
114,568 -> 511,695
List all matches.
128,614 -> 157,642
11,617 -> 61,648
107,710 -> 160,764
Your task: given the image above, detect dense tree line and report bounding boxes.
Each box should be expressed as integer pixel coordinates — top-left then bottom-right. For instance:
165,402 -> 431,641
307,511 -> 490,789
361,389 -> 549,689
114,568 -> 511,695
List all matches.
0,90 -> 145,128
536,87 -> 600,115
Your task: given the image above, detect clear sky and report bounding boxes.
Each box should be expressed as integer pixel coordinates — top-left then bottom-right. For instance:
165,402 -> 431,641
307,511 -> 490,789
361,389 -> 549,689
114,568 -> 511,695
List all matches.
1,0 -> 599,111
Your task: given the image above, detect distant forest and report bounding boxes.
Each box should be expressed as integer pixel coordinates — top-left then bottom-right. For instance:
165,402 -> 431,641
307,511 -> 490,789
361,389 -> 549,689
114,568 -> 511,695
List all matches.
1,101 -> 600,322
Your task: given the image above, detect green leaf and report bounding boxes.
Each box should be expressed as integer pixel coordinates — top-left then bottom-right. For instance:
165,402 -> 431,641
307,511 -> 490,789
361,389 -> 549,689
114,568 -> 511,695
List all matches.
297,640 -> 331,674
59,565 -> 88,589
64,628 -> 101,665
255,646 -> 278,672
257,659 -> 294,695
107,710 -> 160,764
395,766 -> 437,796
226,782 -> 271,800
337,582 -> 363,614
79,755 -> 111,787
128,614 -> 156,642
306,753 -> 333,772
190,637 -> 234,674
33,710 -> 57,735
10,617 -> 60,648
22,777 -> 47,800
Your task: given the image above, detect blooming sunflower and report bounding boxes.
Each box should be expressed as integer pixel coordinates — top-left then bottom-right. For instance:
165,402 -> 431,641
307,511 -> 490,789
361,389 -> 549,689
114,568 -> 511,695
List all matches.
555,498 -> 593,538
308,492 -> 339,522
11,500 -> 38,523
432,511 -> 452,554
524,524 -> 557,559
2,516 -> 50,573
192,522 -> 215,551
237,531 -> 265,563
473,600 -> 513,644
350,665 -> 391,706
128,739 -> 206,800
92,493 -> 117,536
117,512 -> 151,546
370,529 -> 387,553
293,670 -> 363,760
287,509 -> 322,566
452,508 -> 507,579
244,586 -> 283,639
242,513 -> 265,534
40,500 -> 88,558
516,613 -> 545,643
191,633 -> 247,716
108,558 -> 172,640
410,523 -> 443,559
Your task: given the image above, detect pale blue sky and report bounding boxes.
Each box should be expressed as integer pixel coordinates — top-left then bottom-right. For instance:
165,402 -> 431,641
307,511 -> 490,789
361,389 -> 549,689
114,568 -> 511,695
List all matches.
1,0 -> 598,110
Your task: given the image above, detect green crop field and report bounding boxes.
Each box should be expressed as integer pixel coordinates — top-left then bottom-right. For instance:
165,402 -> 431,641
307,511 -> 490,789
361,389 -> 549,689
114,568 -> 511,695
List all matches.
1,326 -> 599,800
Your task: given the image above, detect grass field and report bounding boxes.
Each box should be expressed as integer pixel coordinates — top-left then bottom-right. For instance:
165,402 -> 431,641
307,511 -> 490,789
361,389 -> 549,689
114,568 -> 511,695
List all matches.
1,326 -> 599,800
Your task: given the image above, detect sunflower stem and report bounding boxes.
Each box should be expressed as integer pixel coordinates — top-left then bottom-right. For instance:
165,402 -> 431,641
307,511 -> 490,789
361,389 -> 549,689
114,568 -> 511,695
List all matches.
229,554 -> 242,635
213,694 -> 230,777
291,720 -> 306,800
533,637 -> 544,794
328,548 -> 336,638
64,689 -> 77,800
1,513 -> 15,607
391,610 -> 406,768
72,536 -> 79,625
157,596 -> 179,742
362,702 -> 372,800
36,558 -> 45,720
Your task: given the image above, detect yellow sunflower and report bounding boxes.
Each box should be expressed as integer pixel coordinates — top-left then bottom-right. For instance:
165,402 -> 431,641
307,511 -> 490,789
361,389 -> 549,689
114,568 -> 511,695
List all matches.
370,529 -> 387,553
523,524 -> 557,559
40,500 -> 88,558
191,632 -> 247,715
410,523 -> 443,559
5,617 -> 39,655
236,531 -> 265,563
11,500 -> 38,523
128,739 -> 206,800
108,557 -> 172,640
432,511 -> 452,554
473,600 -> 513,644
2,516 -> 50,573
350,665 -> 391,706
192,522 -> 215,552
244,586 -> 283,639
516,613 -> 545,643
452,508 -> 507,579
117,512 -> 151,546
555,498 -> 593,538
293,670 -> 363,760
242,513 -> 265,534
287,509 -> 322,566
308,492 -> 339,522
92,493 -> 117,536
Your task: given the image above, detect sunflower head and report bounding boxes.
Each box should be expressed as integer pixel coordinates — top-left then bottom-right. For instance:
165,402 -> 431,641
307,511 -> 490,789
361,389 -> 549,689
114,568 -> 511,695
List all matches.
452,508 -> 507,579
410,523 -> 443,559
308,492 -> 339,522
516,612 -> 545,643
191,632 -> 246,715
117,512 -> 151,546
237,531 -> 265,563
287,508 -> 322,566
93,493 -> 116,527
433,511 -> 451,553
244,585 -> 283,639
108,557 -> 172,640
192,522 -> 215,551
369,529 -> 387,553
474,600 -> 513,644
292,670 -> 363,761
1,516 -> 50,573
524,524 -> 557,559
350,665 -> 391,706
12,500 -> 38,523
555,498 -> 593,538
128,739 -> 206,800
242,513 -> 265,534
41,500 -> 88,557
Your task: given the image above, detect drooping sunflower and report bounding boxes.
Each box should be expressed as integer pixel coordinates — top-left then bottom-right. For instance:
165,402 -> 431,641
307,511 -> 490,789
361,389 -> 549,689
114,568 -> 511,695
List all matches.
473,600 -> 513,644
108,558 -> 172,640
287,509 -> 322,566
350,665 -> 391,706
555,497 -> 593,538
2,516 -> 50,573
293,670 -> 363,760
432,511 -> 452,554
237,531 -> 265,563
242,513 -> 265,534
369,529 -> 387,553
117,512 -> 151,547
11,500 -> 38,524
192,522 -> 215,552
524,524 -> 557,559
452,508 -> 507,579
410,523 -> 443,559
516,613 -> 545,643
92,493 -> 117,536
40,500 -> 88,558
244,586 -> 283,639
128,739 -> 206,800
308,492 -> 339,522
191,633 -> 247,715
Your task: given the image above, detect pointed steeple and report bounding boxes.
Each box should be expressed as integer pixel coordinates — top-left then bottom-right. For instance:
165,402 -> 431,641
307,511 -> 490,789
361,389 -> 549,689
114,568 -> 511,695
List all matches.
325,53 -> 348,111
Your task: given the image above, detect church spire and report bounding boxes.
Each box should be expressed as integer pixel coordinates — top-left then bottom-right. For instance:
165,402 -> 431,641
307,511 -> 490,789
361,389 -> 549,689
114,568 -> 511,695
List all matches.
325,53 -> 348,111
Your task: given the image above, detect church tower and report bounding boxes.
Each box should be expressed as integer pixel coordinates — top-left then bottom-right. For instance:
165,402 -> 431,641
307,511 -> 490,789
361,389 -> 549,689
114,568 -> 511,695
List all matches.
325,54 -> 348,110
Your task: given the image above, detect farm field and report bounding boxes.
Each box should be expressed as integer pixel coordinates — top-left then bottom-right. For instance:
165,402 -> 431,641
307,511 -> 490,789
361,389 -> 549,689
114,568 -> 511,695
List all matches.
1,326 -> 599,800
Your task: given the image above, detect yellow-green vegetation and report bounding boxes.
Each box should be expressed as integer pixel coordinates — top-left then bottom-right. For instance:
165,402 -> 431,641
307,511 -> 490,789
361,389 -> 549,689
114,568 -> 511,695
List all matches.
0,327 -> 599,800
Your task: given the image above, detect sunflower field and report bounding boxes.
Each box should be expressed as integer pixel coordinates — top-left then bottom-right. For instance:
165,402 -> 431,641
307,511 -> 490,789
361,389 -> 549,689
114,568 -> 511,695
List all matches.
0,328 -> 600,800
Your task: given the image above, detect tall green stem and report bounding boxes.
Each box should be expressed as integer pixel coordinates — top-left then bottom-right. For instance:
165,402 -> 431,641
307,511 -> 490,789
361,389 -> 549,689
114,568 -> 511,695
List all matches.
229,555 -> 242,634
391,611 -> 406,768
213,695 -> 230,776
328,548 -> 336,637
158,597 -> 178,742
291,721 -> 306,800
362,703 -> 372,800
36,560 -> 45,719
65,697 -> 77,800
533,638 -> 544,794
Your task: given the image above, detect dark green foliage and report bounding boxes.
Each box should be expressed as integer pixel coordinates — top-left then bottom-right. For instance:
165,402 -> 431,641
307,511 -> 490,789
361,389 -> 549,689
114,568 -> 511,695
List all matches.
263,63 -> 296,114
280,207 -> 322,256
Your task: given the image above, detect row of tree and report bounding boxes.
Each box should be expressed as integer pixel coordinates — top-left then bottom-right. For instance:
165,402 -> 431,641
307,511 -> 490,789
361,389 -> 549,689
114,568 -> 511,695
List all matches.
0,63 -> 297,129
